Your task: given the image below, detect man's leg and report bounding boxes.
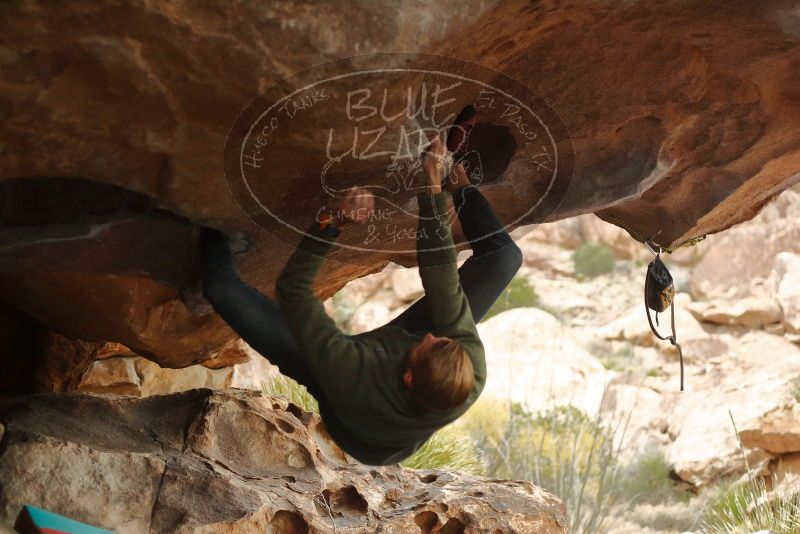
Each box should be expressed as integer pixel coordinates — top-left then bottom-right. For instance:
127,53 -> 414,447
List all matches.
389,185 -> 522,330
199,228 -> 324,397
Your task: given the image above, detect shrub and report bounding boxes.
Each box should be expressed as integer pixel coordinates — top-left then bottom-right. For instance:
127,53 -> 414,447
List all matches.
701,479 -> 800,533
572,242 -> 615,278
617,451 -> 687,505
590,340 -> 635,372
626,502 -> 701,532
401,426 -> 483,475
790,375 -> 800,403
482,276 -> 540,322
700,411 -> 800,533
261,374 -> 319,414
461,401 -> 624,533
330,292 -> 358,334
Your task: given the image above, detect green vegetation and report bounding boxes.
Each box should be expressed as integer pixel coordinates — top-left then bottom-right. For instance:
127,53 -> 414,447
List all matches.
617,451 -> 687,505
588,340 -> 639,373
572,242 -> 616,278
700,411 -> 800,533
401,426 -> 483,475
790,375 -> 800,403
261,374 -> 319,413
330,292 -> 357,334
701,479 -> 800,533
459,400 -> 624,533
481,276 -> 540,322
603,343 -> 634,372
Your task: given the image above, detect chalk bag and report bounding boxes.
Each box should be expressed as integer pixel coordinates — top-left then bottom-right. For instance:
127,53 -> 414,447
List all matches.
644,241 -> 684,391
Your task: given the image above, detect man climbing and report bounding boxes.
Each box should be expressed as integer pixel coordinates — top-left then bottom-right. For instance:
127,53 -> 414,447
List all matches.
200,108 -> 522,465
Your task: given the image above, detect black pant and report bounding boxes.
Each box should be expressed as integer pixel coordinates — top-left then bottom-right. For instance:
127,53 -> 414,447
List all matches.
200,187 -> 523,397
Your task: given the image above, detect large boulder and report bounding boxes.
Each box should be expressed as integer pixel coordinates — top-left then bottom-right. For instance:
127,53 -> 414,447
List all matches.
599,382 -> 674,458
599,293 -> 710,355
686,297 -> 783,329
739,404 -> 800,456
0,389 -> 567,533
2,0 -> 800,375
773,252 -> 800,334
662,331 -> 800,487
477,307 -> 612,414
77,350 -> 274,397
690,188 -> 800,300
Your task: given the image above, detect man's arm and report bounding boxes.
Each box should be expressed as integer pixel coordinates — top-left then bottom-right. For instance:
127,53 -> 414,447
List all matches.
275,189 -> 375,396
415,190 -> 486,393
414,192 -> 475,337
414,136 -> 479,341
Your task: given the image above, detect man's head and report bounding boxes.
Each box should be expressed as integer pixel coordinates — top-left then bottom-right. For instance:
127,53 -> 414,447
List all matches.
403,333 -> 474,411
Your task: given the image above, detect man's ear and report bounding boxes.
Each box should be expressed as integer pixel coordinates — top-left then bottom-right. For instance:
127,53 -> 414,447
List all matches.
403,368 -> 413,388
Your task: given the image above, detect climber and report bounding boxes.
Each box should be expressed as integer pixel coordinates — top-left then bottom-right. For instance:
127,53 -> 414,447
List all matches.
199,107 -> 522,465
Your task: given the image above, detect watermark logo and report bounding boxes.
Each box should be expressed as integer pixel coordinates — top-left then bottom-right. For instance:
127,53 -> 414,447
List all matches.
224,53 -> 573,263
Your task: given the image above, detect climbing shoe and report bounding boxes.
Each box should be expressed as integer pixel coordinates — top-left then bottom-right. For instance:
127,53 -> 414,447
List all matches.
446,104 -> 477,163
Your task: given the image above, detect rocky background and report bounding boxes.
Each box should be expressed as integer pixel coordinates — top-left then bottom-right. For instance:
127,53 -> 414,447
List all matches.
1,0 -> 800,375
3,184 -> 795,533
3,0 -> 800,533
325,183 -> 800,532
0,389 -> 567,533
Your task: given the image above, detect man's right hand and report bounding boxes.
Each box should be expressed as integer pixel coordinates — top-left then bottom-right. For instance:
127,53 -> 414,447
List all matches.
444,162 -> 471,194
422,135 -> 446,194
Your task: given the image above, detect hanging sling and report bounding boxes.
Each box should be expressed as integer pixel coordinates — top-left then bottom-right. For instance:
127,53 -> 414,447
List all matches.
643,241 -> 684,391
601,211 -> 705,392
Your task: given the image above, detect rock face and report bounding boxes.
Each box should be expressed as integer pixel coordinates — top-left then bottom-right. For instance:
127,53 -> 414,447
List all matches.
661,330 -> 800,487
2,1 -> 800,373
478,308 -> 612,415
521,214 -> 652,263
0,389 -> 567,533
774,252 -> 800,334
77,347 -> 274,397
686,297 -> 783,329
690,186 -> 800,300
319,183 -> 800,494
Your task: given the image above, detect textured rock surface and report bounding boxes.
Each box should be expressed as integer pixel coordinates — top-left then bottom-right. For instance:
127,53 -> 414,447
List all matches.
0,389 -> 567,533
686,297 -> 783,329
599,293 -> 710,354
0,304 -> 105,396
444,1 -> 800,238
77,347 -> 274,397
1,0 -> 800,371
689,186 -> 800,300
740,404 -> 800,456
326,184 -> 800,492
661,330 -> 800,487
478,308 -> 611,415
774,252 -> 800,333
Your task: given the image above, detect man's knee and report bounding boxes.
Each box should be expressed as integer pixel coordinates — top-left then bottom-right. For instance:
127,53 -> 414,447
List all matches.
499,242 -> 523,278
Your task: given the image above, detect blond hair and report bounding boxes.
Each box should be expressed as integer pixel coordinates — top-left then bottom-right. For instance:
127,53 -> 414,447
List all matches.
408,338 -> 474,410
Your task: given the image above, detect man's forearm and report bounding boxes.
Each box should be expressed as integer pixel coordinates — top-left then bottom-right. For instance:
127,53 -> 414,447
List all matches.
416,192 -> 457,268
275,222 -> 339,301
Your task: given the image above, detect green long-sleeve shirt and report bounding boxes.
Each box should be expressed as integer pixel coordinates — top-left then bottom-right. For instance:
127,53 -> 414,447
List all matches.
275,192 -> 486,465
